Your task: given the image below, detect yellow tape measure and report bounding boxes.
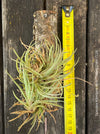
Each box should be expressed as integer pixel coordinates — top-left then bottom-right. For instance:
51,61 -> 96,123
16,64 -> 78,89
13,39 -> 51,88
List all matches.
62,6 -> 76,134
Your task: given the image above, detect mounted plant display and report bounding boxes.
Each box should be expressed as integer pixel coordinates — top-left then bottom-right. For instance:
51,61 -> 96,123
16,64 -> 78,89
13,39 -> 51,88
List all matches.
7,10 -> 74,134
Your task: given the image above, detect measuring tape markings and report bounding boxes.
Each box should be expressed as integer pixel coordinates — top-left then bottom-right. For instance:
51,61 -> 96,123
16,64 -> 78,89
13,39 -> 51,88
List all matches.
62,6 -> 76,134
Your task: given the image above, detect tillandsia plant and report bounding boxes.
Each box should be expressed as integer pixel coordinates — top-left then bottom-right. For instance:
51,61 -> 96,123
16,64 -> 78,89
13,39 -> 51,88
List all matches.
8,36 -> 73,134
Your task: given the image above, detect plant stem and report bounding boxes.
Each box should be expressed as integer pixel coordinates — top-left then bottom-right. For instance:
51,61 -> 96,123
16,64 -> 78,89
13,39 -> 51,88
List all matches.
44,112 -> 47,134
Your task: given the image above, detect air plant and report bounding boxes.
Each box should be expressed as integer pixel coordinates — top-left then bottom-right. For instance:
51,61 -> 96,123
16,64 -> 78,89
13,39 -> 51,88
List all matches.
8,36 -> 73,134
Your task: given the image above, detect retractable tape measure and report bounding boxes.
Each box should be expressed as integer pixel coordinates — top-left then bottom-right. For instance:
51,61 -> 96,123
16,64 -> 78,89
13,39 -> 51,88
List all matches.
62,6 -> 76,134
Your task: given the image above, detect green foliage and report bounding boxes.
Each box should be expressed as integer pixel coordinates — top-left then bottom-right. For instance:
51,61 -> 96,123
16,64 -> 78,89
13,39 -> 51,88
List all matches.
8,36 -> 72,134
